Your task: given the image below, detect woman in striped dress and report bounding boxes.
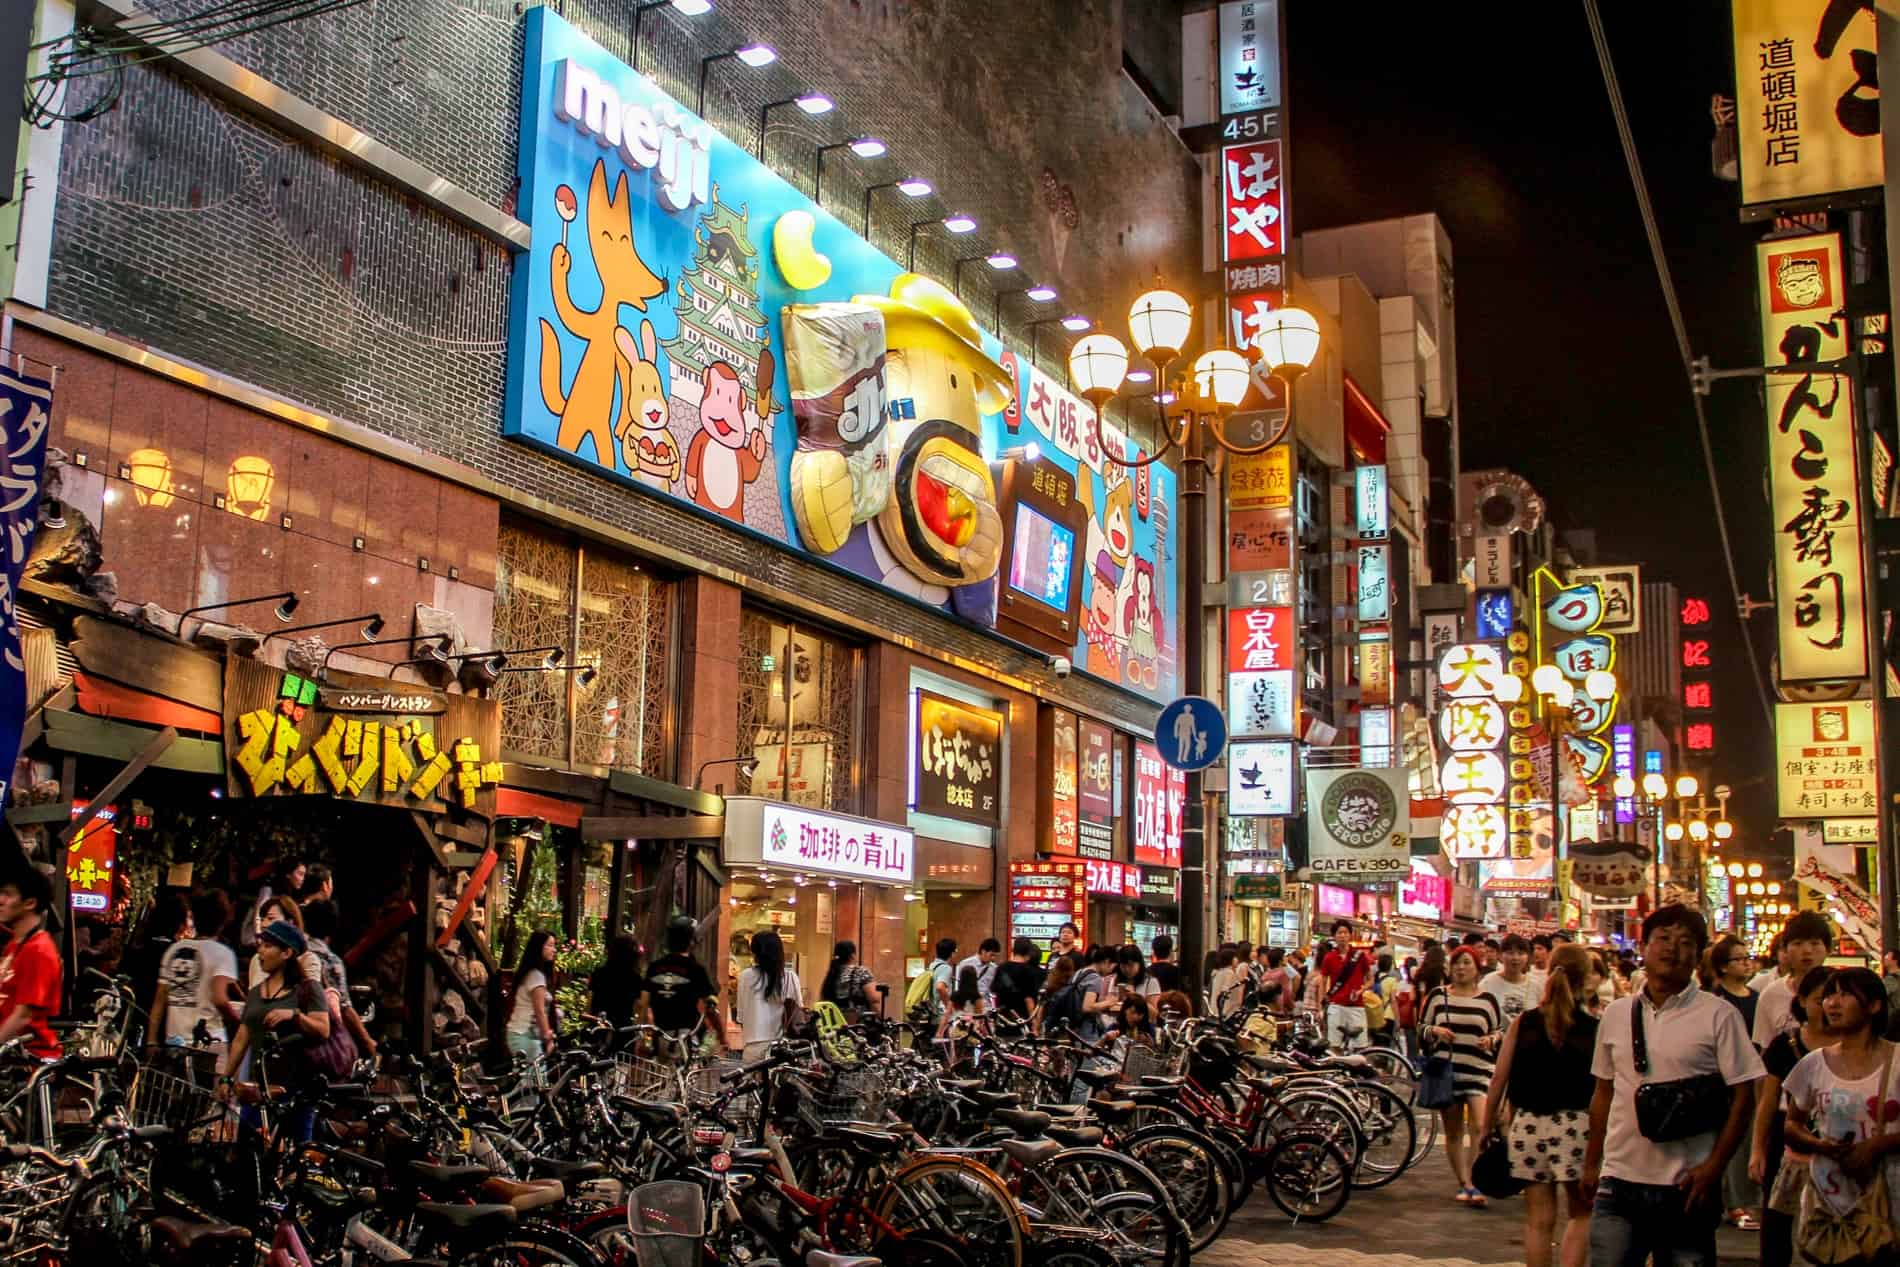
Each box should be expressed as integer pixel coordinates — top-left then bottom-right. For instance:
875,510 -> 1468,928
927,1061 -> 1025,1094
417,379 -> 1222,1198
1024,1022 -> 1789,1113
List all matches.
1420,945 -> 1504,1206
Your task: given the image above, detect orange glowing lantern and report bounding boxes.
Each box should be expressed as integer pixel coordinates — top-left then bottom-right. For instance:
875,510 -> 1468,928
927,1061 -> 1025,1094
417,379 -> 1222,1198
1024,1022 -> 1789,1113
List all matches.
227,456 -> 277,521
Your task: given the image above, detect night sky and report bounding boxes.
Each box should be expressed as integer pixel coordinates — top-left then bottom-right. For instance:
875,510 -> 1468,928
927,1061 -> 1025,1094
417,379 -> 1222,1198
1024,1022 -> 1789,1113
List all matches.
1289,3 -> 1777,842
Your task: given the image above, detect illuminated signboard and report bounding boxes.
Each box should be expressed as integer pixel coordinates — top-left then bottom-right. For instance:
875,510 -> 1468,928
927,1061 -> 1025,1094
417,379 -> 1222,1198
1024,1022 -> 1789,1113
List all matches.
1758,232 -> 1867,684
1303,767 -> 1410,880
1076,720 -> 1117,860
66,802 -> 116,912
1354,465 -> 1387,539
750,800 -> 916,884
1133,741 -> 1185,868
1009,860 -> 1085,947
1220,140 -> 1286,264
1228,740 -> 1296,816
1569,566 -> 1642,634
1475,588 -> 1513,641
1084,859 -> 1141,900
1218,0 -> 1282,116
913,691 -> 1003,826
1356,545 -> 1389,623
1045,708 -> 1079,857
1731,0 -> 1884,211
1399,858 -> 1449,921
1612,724 -> 1635,825
1229,606 -> 1294,672
1775,700 -> 1876,818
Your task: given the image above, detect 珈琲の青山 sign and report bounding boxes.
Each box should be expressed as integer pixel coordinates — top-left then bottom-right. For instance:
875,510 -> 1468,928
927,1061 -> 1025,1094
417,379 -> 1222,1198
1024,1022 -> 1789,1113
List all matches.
505,9 -> 1178,699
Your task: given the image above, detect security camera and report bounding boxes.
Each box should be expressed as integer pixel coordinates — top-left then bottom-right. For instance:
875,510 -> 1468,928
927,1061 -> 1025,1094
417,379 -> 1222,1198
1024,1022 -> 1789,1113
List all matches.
1050,655 -> 1073,679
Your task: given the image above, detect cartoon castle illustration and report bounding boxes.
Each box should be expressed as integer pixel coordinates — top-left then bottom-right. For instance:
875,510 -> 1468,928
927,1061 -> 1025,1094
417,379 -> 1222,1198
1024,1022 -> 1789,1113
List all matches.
660,187 -> 769,407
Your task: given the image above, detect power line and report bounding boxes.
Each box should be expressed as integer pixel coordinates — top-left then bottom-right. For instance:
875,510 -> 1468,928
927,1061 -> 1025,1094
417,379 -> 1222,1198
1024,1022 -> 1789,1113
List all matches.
1582,0 -> 1776,729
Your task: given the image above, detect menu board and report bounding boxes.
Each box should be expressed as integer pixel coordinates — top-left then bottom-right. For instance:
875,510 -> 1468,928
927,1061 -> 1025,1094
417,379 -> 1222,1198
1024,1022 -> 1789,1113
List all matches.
1077,719 -> 1116,860
1009,860 -> 1087,950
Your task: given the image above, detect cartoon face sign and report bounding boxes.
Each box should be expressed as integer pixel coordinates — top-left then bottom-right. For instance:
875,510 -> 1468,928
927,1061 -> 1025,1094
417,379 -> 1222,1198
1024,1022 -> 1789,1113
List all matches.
1103,479 -> 1134,562
878,343 -> 1003,587
1777,255 -> 1825,309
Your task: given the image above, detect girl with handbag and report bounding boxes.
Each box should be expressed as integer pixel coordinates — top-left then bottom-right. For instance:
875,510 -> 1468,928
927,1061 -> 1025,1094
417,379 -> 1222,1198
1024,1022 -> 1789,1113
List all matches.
1481,945 -> 1600,1267
1781,968 -> 1900,1266
1420,945 -> 1503,1207
1752,967 -> 1838,1267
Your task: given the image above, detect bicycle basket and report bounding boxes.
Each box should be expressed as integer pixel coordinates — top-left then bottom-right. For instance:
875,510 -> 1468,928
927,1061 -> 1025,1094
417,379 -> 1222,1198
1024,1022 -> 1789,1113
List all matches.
612,1049 -> 677,1100
128,1063 -> 223,1137
804,1065 -> 889,1126
1121,1040 -> 1184,1083
626,1180 -> 705,1267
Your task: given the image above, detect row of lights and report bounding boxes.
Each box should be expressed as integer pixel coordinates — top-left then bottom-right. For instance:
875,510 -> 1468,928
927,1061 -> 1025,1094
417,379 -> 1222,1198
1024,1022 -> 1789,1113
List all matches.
645,0 -> 1118,362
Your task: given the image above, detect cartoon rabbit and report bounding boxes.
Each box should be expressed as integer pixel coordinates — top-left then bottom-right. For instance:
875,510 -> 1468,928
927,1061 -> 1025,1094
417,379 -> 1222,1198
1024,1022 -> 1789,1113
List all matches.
538,158 -> 666,468
613,319 -> 677,491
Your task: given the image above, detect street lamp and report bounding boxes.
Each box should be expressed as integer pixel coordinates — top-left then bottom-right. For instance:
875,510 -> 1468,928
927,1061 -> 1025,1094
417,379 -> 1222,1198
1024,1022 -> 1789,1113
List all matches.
1065,285 -> 1321,985
1676,775 -> 1700,799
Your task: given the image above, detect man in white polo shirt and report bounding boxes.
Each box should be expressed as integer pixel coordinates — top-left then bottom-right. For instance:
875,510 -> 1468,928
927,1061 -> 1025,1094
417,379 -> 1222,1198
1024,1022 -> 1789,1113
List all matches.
1583,904 -> 1763,1267
1750,911 -> 1833,1048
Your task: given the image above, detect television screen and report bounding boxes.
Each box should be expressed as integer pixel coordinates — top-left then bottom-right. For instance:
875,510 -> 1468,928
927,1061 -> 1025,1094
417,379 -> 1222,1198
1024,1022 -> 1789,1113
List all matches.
1007,503 -> 1075,611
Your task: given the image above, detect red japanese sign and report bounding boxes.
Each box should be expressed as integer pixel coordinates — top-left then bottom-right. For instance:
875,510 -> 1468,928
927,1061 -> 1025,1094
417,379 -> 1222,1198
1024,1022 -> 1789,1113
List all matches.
1083,859 -> 1141,900
1228,605 -> 1294,673
1220,140 -> 1285,263
1680,597 -> 1711,626
1683,681 -> 1714,711
1681,639 -> 1712,669
1133,742 -> 1184,868
1686,723 -> 1716,752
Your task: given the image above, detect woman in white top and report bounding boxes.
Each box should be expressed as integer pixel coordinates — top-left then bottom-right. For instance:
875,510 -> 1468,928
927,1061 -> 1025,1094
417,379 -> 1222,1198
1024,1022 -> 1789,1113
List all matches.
1781,968 -> 1900,1236
506,930 -> 558,1061
245,894 -> 324,991
736,930 -> 801,1061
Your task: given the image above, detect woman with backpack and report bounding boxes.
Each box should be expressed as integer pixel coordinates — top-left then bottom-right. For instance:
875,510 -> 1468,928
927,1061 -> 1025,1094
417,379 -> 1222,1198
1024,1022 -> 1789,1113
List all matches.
1035,956 -> 1080,1036
819,940 -> 876,1021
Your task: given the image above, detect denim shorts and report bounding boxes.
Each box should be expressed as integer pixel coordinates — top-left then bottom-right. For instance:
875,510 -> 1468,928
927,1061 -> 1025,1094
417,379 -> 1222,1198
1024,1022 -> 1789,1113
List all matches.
1588,1176 -> 1720,1267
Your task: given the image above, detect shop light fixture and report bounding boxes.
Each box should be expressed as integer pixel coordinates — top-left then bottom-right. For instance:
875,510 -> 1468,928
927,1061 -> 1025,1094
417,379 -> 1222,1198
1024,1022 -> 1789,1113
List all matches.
1676,774 -> 1700,798
1747,862 -> 1764,878
1190,348 -> 1251,411
1642,772 -> 1667,798
863,178 -> 933,236
991,284 -> 1057,331
176,591 -> 298,636
632,0 -> 714,73
1026,284 -> 1058,302
698,43 -> 777,115
998,442 -> 1042,465
942,213 -> 978,233
757,93 -> 836,157
263,612 -> 385,645
814,137 -> 887,203
499,662 -> 598,689
907,214 -> 978,270
1129,288 -> 1193,363
847,136 -> 887,158
1125,368 -> 1154,385
694,755 -> 760,790
321,633 -> 449,679
953,251 -> 1018,301
1251,306 -> 1323,381
1060,314 -> 1091,332
734,43 -> 777,66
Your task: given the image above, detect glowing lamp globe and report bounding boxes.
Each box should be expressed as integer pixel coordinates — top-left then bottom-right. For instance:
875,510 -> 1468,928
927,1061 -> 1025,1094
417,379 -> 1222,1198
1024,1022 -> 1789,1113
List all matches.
1128,289 -> 1192,362
1664,822 -> 1685,842
1584,669 -> 1617,701
1531,664 -> 1565,697
1688,819 -> 1710,842
1192,349 -> 1251,412
1713,820 -> 1733,840
1747,862 -> 1763,878
1727,862 -> 1745,877
1642,773 -> 1667,798
1613,775 -> 1635,799
1550,679 -> 1575,710
1675,775 -> 1699,799
1493,674 -> 1525,704
1068,334 -> 1129,406
1254,305 -> 1321,379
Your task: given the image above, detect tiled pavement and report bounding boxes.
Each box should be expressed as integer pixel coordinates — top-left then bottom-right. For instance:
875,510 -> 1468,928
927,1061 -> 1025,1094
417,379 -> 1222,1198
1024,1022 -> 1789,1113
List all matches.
1199,1147 -> 1761,1267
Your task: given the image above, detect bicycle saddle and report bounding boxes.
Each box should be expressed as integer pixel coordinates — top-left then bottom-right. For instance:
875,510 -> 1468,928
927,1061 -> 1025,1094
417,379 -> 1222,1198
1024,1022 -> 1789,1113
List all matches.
993,1108 -> 1052,1136
612,1096 -> 686,1126
406,1161 -> 492,1194
480,1176 -> 565,1212
968,1089 -> 1020,1110
414,1202 -> 518,1239
1086,1098 -> 1138,1124
528,1156 -> 605,1183
1137,1074 -> 1183,1088
831,1125 -> 906,1154
938,1077 -> 985,1093
1312,1054 -> 1373,1072
999,1136 -> 1062,1167
1071,1066 -> 1121,1090
1045,1124 -> 1104,1148
808,1253 -> 883,1267
149,1217 -> 251,1255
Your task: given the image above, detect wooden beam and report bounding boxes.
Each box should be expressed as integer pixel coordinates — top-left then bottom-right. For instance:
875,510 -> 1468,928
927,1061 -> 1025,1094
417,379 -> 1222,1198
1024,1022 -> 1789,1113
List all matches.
436,847 -> 499,948
410,811 -> 451,870
69,616 -> 222,711
60,726 -> 176,845
42,710 -> 223,773
579,813 -> 724,842
431,816 -> 488,847
498,760 -> 605,802
5,803 -> 72,826
19,683 -> 75,752
607,768 -> 723,816
73,672 -> 221,733
342,898 -> 416,970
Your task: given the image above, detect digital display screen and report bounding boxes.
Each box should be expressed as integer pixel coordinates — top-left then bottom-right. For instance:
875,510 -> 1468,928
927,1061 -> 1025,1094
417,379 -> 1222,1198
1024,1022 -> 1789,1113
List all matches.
1007,503 -> 1075,611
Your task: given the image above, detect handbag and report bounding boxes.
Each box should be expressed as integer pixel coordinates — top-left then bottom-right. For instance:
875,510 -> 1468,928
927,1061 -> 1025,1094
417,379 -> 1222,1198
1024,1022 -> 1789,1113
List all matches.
1796,1047 -> 1898,1265
1416,989 -> 1457,1109
1630,994 -> 1731,1142
1472,1127 -> 1526,1199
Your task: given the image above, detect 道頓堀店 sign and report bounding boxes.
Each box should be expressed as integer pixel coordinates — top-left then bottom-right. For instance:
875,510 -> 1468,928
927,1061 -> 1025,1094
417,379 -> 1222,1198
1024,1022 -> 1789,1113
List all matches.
1731,0 -> 1884,211
1759,233 -> 1868,684
913,690 -> 1003,826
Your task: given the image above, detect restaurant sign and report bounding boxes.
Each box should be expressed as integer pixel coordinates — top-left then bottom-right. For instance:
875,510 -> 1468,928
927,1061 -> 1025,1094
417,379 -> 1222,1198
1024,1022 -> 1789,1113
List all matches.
913,690 -> 1003,826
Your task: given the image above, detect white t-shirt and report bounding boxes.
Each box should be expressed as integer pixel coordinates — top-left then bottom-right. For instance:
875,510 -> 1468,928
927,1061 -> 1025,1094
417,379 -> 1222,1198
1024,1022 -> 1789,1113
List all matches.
157,937 -> 238,1049
1590,983 -> 1765,1185
736,965 -> 802,1044
1527,967 -> 1549,1001
508,968 -> 548,1036
1784,1043 -> 1900,1225
1480,971 -> 1540,1025
1749,968 -> 1780,993
1754,976 -> 1796,1048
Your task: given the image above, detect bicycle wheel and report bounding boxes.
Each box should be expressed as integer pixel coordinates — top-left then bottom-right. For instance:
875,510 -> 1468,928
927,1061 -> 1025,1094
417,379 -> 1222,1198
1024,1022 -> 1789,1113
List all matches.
1255,1089 -> 1363,1172
1355,1045 -> 1417,1101
1017,1148 -> 1185,1267
1261,1130 -> 1353,1223
1340,1081 -> 1416,1188
874,1154 -> 1028,1267
469,1222 -> 603,1266
1121,1125 -> 1233,1252
1407,1097 -> 1440,1167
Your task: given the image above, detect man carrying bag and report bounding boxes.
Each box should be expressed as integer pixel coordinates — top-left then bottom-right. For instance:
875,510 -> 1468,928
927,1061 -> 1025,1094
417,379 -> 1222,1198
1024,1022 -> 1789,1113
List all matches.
1582,904 -> 1763,1267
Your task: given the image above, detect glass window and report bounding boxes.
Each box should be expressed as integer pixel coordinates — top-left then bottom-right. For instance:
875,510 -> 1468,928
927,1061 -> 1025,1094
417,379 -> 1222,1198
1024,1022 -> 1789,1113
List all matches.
735,609 -> 860,812
494,518 -> 675,778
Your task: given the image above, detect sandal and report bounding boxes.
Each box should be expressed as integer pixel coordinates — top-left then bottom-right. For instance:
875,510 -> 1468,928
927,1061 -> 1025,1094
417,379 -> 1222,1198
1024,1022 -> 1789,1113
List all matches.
1454,1188 -> 1472,1204
1466,1187 -> 1488,1208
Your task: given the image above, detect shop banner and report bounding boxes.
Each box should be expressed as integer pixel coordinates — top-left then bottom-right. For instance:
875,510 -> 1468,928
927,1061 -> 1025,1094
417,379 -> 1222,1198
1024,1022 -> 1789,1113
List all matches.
1133,741 -> 1184,868
1084,859 -> 1140,900
66,801 -> 115,913
507,11 -> 1177,699
1228,740 -> 1296,816
1302,767 -> 1410,881
913,690 -> 1002,826
1218,0 -> 1282,116
1398,858 -> 1447,921
1776,700 -> 1877,817
1568,565 -> 1642,634
1008,860 -> 1086,948
1077,719 -> 1116,860
223,660 -> 503,814
1226,444 -> 1291,510
755,799 -> 915,885
1355,465 -> 1387,539
1220,140 -> 1285,264
1759,232 -> 1867,684
1732,0 -> 1883,210
1138,865 -> 1180,904
1230,873 -> 1281,901
0,366 -> 53,807
1792,823 -> 1879,950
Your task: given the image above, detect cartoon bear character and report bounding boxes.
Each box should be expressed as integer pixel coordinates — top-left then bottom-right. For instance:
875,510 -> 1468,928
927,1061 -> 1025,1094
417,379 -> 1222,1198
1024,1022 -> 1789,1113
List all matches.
613,319 -> 677,490
852,274 -> 1013,594
782,303 -> 889,555
539,159 -> 667,468
683,354 -> 773,524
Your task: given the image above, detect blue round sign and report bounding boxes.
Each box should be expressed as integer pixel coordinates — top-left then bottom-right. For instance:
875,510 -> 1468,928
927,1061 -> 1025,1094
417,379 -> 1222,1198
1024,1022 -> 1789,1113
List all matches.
1155,695 -> 1227,772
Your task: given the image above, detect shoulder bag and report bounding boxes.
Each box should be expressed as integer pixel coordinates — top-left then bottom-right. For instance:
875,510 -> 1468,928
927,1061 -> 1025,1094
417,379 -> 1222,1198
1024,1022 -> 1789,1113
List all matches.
1797,1044 -> 1898,1265
1631,995 -> 1731,1142
1416,988 -> 1457,1109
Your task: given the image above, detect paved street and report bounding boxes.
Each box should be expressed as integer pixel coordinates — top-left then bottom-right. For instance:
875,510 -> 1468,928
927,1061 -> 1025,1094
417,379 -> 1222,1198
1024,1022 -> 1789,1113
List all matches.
1201,1146 -> 1761,1267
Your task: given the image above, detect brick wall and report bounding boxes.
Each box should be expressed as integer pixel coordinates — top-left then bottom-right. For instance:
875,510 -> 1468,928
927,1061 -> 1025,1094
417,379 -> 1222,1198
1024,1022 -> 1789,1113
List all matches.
39,0 -> 1198,732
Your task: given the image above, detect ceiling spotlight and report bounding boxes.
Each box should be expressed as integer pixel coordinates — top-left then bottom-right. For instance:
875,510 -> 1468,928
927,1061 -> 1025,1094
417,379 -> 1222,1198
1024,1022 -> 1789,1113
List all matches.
847,136 -> 888,158
544,647 -> 566,669
942,213 -> 977,233
670,0 -> 712,12
1126,369 -> 1154,384
1026,285 -> 1058,302
896,178 -> 933,197
735,42 -> 777,67
362,614 -> 386,639
1060,314 -> 1091,332
794,92 -> 834,114
576,665 -> 598,689
985,252 -> 1017,270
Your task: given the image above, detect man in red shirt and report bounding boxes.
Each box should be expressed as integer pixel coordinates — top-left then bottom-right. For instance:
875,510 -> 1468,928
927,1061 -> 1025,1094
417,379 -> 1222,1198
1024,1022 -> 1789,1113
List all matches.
0,868 -> 62,1060
1316,920 -> 1373,1051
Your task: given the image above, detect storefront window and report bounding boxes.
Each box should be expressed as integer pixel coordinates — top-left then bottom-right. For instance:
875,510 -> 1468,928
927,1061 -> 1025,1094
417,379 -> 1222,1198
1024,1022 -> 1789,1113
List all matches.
495,518 -> 674,778
735,609 -> 860,812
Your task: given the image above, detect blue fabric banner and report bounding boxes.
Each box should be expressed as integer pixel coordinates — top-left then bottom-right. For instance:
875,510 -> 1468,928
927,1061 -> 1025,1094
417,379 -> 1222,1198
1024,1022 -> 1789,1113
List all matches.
0,365 -> 54,808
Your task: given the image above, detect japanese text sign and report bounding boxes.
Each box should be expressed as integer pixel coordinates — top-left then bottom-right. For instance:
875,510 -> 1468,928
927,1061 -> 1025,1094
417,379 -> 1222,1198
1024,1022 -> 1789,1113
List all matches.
1047,708 -> 1079,856
1775,700 -> 1876,818
1441,804 -> 1508,860
1355,465 -> 1388,539
1009,861 -> 1085,943
1569,566 -> 1643,634
1228,740 -> 1296,816
0,367 -> 53,807
1229,605 -> 1294,673
1221,140 -> 1285,263
1133,741 -> 1185,868
1732,0 -> 1884,209
759,801 -> 915,884
1226,443 -> 1291,510
1228,669 -> 1296,738
1077,719 -> 1117,859
1218,0 -> 1282,116
913,690 -> 1004,826
1303,767 -> 1411,880
1356,545 -> 1389,623
1759,232 -> 1868,683
1084,858 -> 1141,899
